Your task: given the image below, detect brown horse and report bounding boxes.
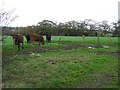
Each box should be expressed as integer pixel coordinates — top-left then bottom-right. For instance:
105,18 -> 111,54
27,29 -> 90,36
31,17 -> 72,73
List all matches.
11,34 -> 24,51
29,33 -> 45,45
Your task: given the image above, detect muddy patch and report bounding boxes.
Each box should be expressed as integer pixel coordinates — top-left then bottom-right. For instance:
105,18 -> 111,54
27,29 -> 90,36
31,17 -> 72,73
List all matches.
64,44 -> 111,50
15,44 -> 82,56
3,44 -> 114,57
16,46 -> 62,56
64,44 -> 81,50
83,44 -> 111,49
2,44 -> 115,67
111,51 -> 120,57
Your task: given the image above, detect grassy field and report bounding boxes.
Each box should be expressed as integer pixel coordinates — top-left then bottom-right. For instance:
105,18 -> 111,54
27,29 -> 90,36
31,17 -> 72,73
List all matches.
2,36 -> 119,88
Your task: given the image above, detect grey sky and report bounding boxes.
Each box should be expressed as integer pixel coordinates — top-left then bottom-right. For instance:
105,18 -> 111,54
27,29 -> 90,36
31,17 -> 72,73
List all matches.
1,0 -> 119,27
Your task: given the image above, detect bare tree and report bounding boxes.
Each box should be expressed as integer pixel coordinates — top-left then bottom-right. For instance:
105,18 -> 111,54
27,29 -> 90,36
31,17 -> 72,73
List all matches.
0,8 -> 18,42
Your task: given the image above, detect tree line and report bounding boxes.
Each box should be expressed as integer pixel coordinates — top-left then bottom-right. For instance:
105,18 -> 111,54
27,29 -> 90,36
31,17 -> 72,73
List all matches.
2,19 -> 120,37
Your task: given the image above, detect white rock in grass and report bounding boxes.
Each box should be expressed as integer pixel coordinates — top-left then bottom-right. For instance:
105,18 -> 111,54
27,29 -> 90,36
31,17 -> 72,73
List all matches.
88,46 -> 95,49
31,53 -> 35,56
103,45 -> 109,48
36,54 -> 41,57
88,46 -> 92,48
30,53 -> 41,57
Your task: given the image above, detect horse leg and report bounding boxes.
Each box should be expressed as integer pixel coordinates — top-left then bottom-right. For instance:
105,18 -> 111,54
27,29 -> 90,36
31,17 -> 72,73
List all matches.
31,41 -> 34,47
39,41 -> 41,45
22,42 -> 24,49
18,43 -> 20,51
47,37 -> 50,43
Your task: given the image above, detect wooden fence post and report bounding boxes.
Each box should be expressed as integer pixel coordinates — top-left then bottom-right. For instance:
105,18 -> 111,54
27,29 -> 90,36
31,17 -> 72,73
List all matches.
97,31 -> 100,46
59,38 -> 61,45
82,35 -> 85,44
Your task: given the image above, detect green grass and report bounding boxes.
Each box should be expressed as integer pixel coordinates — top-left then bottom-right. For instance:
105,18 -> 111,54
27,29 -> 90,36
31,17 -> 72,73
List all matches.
2,36 -> 119,88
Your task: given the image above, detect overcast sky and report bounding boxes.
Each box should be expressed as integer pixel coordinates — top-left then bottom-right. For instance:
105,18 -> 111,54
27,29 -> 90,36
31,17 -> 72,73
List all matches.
0,0 -> 119,27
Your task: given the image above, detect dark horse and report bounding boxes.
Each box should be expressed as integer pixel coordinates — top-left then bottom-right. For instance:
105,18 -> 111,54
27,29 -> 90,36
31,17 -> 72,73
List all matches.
46,33 -> 51,43
25,33 -> 45,45
25,33 -> 30,43
11,34 -> 24,51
